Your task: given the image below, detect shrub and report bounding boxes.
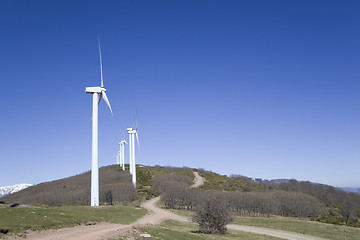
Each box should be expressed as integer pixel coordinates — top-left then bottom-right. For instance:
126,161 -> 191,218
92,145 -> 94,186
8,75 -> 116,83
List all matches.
192,194 -> 233,234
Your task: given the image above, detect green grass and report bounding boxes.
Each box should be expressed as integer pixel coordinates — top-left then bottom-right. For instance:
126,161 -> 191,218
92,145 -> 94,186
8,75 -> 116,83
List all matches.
0,203 -> 147,238
112,220 -> 282,240
168,208 -> 195,218
233,216 -> 360,240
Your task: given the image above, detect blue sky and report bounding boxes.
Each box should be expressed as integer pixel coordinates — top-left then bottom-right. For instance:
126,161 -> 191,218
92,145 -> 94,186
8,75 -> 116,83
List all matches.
1,0 -> 359,188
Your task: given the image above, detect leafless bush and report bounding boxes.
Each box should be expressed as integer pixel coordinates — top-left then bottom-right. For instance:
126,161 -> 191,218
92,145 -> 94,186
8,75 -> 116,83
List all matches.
340,196 -> 357,224
192,193 -> 233,234
275,191 -> 323,218
153,174 -> 191,192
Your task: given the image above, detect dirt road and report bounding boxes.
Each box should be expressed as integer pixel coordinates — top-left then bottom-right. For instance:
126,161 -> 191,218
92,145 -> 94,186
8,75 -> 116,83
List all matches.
227,225 -> 326,240
4,223 -> 132,240
190,171 -> 204,188
132,171 -> 203,226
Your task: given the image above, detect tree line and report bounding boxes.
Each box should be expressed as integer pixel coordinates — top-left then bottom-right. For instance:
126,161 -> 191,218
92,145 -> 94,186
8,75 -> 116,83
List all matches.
156,170 -> 360,227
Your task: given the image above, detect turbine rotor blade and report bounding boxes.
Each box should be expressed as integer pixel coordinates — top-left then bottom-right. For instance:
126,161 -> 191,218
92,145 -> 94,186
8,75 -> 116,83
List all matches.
98,39 -> 104,88
135,109 -> 138,130
98,92 -> 102,105
102,91 -> 113,115
136,132 -> 140,151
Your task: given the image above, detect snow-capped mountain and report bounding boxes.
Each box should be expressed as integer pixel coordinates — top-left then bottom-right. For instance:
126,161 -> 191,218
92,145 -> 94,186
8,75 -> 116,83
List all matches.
0,183 -> 33,198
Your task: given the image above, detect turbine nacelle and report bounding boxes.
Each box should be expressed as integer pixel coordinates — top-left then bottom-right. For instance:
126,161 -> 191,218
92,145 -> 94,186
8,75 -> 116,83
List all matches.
85,86 -> 106,94
85,86 -> 112,116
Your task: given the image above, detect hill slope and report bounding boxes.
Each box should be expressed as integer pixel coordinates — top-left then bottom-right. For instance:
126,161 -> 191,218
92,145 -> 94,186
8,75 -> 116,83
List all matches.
0,165 -> 135,205
0,165 -> 194,205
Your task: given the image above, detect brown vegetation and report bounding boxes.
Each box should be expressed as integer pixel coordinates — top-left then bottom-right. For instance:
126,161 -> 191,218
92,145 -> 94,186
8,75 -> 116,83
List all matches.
0,165 -> 136,205
192,194 -> 233,234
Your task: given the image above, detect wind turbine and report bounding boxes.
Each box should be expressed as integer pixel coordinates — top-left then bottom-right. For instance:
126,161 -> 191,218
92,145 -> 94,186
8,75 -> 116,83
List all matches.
85,40 -> 113,207
127,127 -> 133,176
127,124 -> 139,187
116,151 -> 120,166
118,139 -> 127,171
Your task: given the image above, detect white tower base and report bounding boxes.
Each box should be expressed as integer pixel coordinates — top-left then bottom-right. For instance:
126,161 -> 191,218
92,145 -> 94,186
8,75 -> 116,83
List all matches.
91,93 -> 99,207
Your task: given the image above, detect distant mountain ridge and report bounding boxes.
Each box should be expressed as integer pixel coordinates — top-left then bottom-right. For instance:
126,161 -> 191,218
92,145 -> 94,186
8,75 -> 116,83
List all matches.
251,178 -> 360,194
341,187 -> 360,194
0,183 -> 33,198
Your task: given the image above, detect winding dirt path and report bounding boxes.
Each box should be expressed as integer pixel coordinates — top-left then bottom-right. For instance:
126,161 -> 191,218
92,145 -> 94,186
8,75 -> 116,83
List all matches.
5,171 -> 328,240
190,171 -> 204,188
132,171 -> 203,227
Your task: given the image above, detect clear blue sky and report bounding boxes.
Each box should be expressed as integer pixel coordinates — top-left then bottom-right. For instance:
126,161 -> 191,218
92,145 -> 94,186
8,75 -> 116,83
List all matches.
1,0 -> 359,188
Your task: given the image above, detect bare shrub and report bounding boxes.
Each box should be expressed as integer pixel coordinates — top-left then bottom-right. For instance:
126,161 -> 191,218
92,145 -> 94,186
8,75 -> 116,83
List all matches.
153,174 -> 191,192
340,196 -> 357,224
103,190 -> 113,205
192,193 -> 233,234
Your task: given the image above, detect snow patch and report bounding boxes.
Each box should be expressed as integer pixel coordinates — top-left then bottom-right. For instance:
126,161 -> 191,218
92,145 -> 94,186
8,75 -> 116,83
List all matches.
0,183 -> 33,197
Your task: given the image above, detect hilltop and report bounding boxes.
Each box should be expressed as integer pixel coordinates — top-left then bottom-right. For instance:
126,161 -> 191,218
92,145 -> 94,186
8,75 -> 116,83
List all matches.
0,165 -> 194,206
1,165 -> 359,229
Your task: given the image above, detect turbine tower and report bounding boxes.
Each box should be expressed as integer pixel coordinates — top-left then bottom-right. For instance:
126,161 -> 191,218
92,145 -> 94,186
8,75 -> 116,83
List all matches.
116,151 -> 120,166
85,40 -> 112,207
118,140 -> 127,171
127,128 -> 133,176
127,127 -> 139,187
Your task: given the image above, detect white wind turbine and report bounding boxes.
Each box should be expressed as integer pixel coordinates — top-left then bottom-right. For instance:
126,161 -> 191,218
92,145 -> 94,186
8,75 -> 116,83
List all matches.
85,40 -> 113,207
116,151 -> 120,166
118,139 -> 127,171
127,125 -> 139,187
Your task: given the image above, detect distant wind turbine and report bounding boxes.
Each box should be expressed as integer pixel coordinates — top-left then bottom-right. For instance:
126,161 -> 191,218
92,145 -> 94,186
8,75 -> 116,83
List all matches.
118,139 -> 127,171
85,39 -> 113,207
127,125 -> 139,187
116,151 -> 120,166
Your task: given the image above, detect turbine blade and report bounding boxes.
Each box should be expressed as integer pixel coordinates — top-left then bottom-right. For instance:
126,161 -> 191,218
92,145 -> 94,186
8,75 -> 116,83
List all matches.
98,92 -> 102,105
136,132 -> 140,151
102,91 -> 113,116
98,38 -> 104,88
135,108 -> 138,130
